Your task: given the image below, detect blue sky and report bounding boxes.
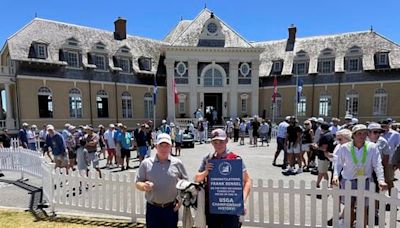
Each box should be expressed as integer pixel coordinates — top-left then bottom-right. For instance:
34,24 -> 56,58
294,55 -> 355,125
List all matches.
0,0 -> 399,45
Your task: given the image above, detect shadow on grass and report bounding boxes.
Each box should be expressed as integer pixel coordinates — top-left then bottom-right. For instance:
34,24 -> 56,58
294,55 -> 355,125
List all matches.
30,209 -> 145,227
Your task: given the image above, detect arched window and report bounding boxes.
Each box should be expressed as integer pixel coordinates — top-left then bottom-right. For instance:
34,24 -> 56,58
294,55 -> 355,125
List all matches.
373,88 -> 387,116
203,67 -> 223,87
144,93 -> 154,119
121,91 -> 132,118
69,88 -> 82,118
96,90 -> 109,118
346,90 -> 359,116
319,92 -> 332,117
38,87 -> 53,118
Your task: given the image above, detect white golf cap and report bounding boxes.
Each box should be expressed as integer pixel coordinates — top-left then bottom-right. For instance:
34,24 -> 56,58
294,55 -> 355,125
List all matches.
211,128 -> 227,141
47,124 -> 55,131
156,133 -> 172,145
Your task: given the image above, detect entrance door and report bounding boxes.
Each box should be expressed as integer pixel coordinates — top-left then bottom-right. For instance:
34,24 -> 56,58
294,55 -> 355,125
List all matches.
204,93 -> 222,125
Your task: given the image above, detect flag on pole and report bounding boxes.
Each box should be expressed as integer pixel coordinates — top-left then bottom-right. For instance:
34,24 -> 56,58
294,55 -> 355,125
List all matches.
173,80 -> 179,104
272,76 -> 278,103
297,79 -> 304,103
153,76 -> 157,105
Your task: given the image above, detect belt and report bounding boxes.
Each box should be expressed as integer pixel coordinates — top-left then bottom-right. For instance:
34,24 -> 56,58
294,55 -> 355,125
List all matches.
148,201 -> 175,208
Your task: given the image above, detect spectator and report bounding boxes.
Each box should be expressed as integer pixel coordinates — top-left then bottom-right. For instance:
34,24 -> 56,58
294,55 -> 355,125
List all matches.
136,133 -> 188,228
44,125 -> 68,170
84,125 -> 102,178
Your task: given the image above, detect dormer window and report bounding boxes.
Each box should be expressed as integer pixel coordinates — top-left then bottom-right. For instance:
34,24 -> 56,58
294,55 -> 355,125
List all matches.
119,58 -> 130,72
94,55 -> 106,70
378,53 -> 388,65
318,48 -> 335,74
272,60 -> 283,75
345,46 -> 363,73
138,57 -> 152,71
207,22 -> 218,35
293,50 -> 309,75
66,51 -> 79,68
28,42 -> 48,59
121,47 -> 130,54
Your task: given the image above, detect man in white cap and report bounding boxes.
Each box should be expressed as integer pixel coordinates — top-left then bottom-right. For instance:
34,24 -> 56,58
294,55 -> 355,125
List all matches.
104,124 -> 116,168
44,125 -> 68,170
195,129 -> 251,227
273,116 -> 290,167
27,124 -> 37,151
18,122 -> 29,148
333,124 -> 387,225
341,114 -> 353,130
381,119 -> 400,194
160,119 -> 171,134
136,133 -> 188,228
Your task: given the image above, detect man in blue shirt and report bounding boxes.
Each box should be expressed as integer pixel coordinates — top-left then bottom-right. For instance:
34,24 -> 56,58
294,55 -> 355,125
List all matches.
18,122 -> 29,148
44,125 -> 68,170
117,125 -> 132,171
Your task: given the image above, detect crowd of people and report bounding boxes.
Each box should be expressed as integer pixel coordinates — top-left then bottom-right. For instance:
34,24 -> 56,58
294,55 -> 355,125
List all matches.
272,114 -> 400,226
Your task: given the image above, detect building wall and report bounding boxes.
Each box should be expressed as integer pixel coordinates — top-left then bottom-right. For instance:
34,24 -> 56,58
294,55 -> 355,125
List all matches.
16,77 -> 167,129
260,81 -> 400,124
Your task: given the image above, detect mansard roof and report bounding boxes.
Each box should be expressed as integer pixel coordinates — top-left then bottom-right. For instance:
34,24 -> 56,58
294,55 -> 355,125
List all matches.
253,31 -> 400,76
6,18 -> 167,74
164,9 -> 253,48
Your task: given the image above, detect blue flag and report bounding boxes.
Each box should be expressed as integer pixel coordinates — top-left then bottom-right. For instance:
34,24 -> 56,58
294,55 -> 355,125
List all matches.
153,77 -> 157,105
297,79 -> 303,103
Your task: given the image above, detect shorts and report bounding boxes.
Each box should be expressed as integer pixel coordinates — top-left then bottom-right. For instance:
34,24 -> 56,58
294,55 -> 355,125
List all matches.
68,149 -> 76,159
239,131 -> 246,138
87,152 -> 99,168
121,148 -> 131,159
54,154 -> 68,167
116,144 -> 121,157
277,137 -> 285,151
259,132 -> 268,139
317,159 -> 330,173
287,142 -> 301,154
107,148 -> 116,157
301,143 -> 311,152
138,146 -> 148,157
175,142 -> 182,148
384,164 -> 395,182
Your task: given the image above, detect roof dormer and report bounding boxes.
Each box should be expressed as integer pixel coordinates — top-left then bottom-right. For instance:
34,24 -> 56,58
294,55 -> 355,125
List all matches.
197,12 -> 225,47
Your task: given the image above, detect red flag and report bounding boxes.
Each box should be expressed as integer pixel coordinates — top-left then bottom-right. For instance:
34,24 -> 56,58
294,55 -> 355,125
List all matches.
173,80 -> 179,104
272,76 -> 278,103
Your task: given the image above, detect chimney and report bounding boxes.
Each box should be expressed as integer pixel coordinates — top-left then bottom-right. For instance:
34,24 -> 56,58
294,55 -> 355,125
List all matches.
114,17 -> 127,40
288,24 -> 296,43
285,24 -> 296,51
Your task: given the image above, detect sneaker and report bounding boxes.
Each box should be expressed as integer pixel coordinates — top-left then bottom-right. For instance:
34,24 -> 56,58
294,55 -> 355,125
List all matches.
297,168 -> 303,174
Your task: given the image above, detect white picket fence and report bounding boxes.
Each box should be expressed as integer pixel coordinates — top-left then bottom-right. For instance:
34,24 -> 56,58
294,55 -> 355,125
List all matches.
1,146 -> 400,227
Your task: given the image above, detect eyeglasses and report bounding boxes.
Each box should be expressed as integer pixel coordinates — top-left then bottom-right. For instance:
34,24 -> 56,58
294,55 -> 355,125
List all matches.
371,131 -> 381,134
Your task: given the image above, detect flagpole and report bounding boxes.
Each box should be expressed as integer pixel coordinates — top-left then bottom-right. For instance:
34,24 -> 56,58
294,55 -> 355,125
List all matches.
295,75 -> 299,118
153,75 -> 156,130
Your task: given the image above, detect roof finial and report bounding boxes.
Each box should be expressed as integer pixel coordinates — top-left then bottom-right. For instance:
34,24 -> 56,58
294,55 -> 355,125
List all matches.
34,12 -> 37,18
204,3 -> 207,9
370,25 -> 373,32
180,16 -> 183,21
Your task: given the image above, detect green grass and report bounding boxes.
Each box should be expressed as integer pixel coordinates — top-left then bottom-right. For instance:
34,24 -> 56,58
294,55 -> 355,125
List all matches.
0,209 -> 145,227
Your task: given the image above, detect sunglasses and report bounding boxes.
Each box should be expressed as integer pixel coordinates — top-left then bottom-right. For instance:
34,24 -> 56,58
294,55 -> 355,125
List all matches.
304,123 -> 310,125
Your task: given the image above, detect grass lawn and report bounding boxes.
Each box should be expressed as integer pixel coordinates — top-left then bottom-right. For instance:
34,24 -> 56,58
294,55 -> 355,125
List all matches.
0,209 -> 145,227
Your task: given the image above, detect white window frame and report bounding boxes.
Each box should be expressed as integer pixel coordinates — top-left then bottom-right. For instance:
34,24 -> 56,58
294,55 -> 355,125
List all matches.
96,90 -> 109,118
320,60 -> 333,74
66,51 -> 79,68
121,91 -> 132,119
348,58 -> 360,72
346,90 -> 359,116
239,63 -> 251,77
37,44 -> 46,58
273,61 -> 282,72
144,93 -> 154,119
240,94 -> 249,114
175,61 -> 187,77
202,65 -> 224,87
297,96 -> 307,116
294,62 -> 307,75
119,57 -> 130,73
378,53 -> 388,65
94,55 -> 106,71
38,87 -> 53,118
373,88 -> 387,116
319,94 -> 332,117
178,94 -> 186,114
69,88 -> 82,118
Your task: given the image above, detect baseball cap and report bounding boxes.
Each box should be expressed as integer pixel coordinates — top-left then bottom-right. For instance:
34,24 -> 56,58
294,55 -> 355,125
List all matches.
285,116 -> 291,121
47,124 -> 55,131
162,119 -> 167,124
22,122 -> 29,127
68,125 -> 76,131
317,117 -> 325,123
156,133 -> 172,145
351,118 -> 359,125
109,124 -> 115,128
344,114 -> 353,120
84,125 -> 93,131
210,128 -> 227,141
367,122 -> 383,131
352,124 -> 368,134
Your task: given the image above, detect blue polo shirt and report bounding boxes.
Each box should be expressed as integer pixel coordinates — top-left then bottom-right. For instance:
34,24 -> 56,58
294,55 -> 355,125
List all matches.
44,132 -> 66,156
